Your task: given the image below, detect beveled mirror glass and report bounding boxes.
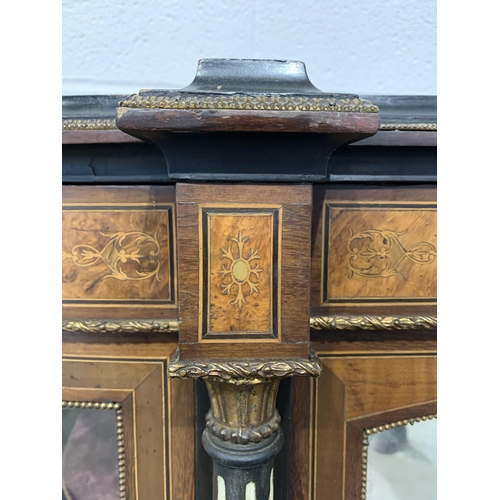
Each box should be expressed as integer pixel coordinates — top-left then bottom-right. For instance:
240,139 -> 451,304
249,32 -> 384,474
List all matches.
62,405 -> 120,500
366,417 -> 437,500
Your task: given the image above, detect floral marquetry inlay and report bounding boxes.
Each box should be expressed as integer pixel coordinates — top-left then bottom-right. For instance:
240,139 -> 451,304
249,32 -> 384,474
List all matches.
200,206 -> 280,340
219,231 -> 263,310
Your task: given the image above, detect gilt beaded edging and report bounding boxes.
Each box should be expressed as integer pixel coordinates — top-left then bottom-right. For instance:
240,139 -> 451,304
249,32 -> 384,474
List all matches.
360,414 -> 437,500
62,401 -> 126,499
379,123 -> 437,131
62,118 -> 117,130
167,349 -> 322,384
310,315 -> 437,330
364,414 -> 437,436
62,319 -> 180,333
119,93 -> 379,113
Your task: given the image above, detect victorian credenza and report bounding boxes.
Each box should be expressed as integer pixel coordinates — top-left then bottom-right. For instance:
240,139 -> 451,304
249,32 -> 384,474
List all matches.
62,59 -> 437,500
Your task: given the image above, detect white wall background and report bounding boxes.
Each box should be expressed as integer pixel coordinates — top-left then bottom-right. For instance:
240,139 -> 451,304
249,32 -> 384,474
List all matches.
62,0 -> 436,96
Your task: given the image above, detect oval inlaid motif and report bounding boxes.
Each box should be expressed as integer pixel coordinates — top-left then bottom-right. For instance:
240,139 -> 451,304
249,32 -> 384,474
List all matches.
232,260 -> 249,282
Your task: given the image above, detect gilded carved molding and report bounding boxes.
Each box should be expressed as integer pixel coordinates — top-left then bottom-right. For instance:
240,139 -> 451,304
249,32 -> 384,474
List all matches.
62,319 -> 180,333
119,93 -> 379,113
206,409 -> 281,445
310,316 -> 437,330
168,349 -> 322,384
63,114 -> 435,132
62,317 -> 436,333
364,414 -> 437,436
62,118 -> 117,130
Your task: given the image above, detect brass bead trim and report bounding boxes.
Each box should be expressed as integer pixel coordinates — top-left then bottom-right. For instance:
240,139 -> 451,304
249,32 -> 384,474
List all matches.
168,348 -> 321,384
206,408 -> 281,445
310,315 -> 437,331
119,93 -> 379,113
62,401 -> 126,499
379,123 -> 437,131
62,118 -> 117,130
360,414 -> 437,500
62,319 -> 180,333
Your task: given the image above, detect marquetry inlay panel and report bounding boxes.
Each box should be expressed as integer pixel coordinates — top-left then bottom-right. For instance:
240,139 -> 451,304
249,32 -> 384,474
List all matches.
201,206 -> 281,340
62,186 -> 177,320
318,188 -> 436,310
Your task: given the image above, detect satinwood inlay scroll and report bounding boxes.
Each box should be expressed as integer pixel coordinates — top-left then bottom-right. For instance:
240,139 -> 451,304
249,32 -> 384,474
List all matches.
322,200 -> 437,305
62,231 -> 161,282
347,228 -> 437,279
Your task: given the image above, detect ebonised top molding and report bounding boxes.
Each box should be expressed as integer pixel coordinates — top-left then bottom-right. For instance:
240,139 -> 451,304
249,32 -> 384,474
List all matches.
62,95 -> 436,131
362,95 -> 436,131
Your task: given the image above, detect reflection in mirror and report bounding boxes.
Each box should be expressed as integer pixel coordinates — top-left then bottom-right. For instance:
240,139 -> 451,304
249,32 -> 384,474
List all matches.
365,416 -> 437,500
62,402 -> 123,500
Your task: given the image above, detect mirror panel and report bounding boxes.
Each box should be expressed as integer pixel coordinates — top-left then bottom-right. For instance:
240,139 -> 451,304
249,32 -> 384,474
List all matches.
366,417 -> 437,500
62,403 -> 123,500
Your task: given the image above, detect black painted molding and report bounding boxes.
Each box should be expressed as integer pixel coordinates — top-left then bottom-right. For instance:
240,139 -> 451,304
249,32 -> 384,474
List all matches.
62,94 -> 437,184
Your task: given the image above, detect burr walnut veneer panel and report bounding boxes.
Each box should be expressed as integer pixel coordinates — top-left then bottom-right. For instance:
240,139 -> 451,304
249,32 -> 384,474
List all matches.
311,185 -> 437,317
62,186 -> 177,320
